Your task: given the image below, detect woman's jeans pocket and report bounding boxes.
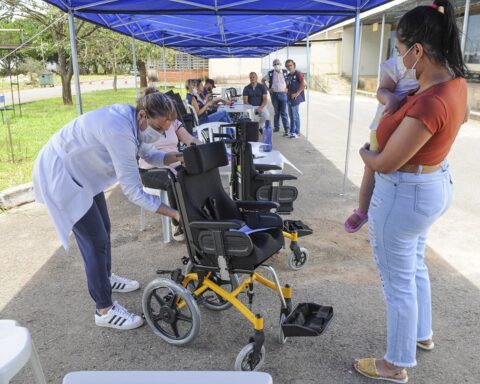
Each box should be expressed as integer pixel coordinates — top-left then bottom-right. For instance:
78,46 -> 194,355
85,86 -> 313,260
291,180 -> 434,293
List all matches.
414,180 -> 447,218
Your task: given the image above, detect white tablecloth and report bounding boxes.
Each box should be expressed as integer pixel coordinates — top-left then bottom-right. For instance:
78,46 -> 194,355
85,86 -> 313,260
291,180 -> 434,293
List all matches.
218,104 -> 256,120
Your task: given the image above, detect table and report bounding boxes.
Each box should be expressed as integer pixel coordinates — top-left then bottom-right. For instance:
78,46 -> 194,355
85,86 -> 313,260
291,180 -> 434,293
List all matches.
218,104 -> 256,120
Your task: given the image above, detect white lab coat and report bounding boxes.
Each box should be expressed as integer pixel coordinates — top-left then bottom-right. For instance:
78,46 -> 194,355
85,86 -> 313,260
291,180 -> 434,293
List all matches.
33,104 -> 168,250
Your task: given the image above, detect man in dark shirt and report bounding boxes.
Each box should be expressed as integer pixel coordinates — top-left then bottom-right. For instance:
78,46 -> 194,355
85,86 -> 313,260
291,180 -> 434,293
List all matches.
242,72 -> 270,128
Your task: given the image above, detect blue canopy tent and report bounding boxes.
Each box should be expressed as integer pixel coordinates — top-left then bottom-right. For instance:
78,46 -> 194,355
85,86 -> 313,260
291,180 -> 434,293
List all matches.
41,0 -> 398,193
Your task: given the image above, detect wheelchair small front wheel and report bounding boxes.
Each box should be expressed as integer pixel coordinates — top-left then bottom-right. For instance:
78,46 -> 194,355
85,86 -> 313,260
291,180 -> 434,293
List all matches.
143,278 -> 201,346
234,343 -> 266,371
288,247 -> 309,270
185,262 -> 239,312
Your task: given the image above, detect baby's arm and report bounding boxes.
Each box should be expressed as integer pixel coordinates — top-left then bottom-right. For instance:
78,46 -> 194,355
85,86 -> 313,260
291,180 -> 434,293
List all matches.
377,71 -> 401,115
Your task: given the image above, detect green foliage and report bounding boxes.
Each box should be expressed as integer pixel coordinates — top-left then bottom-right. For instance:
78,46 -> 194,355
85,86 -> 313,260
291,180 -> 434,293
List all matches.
0,88 -> 137,190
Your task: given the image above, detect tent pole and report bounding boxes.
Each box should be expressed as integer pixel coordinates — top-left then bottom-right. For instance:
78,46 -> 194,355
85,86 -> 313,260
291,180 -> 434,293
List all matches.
461,0 -> 471,54
306,33 -> 311,140
342,7 -> 361,195
377,13 -> 385,86
287,43 -> 290,59
131,37 -> 138,96
68,10 -> 82,115
163,44 -> 167,91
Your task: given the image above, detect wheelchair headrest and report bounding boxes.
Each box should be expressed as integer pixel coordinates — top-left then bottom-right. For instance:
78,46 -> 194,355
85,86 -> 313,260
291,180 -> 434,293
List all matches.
183,141 -> 228,175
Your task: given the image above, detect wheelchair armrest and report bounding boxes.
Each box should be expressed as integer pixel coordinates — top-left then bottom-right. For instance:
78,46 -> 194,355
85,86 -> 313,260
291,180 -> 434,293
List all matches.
254,173 -> 297,181
254,164 -> 282,172
235,200 -> 279,211
189,220 -> 245,230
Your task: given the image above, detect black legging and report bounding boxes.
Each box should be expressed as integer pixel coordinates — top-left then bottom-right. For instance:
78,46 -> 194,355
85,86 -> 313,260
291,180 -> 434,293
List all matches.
139,168 -> 179,225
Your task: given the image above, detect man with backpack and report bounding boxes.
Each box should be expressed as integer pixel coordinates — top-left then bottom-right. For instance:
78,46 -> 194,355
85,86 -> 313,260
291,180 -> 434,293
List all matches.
262,58 -> 290,136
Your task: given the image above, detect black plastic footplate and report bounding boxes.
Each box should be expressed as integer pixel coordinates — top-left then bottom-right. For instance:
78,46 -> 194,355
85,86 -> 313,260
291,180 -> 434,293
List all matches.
283,220 -> 313,238
281,303 -> 333,337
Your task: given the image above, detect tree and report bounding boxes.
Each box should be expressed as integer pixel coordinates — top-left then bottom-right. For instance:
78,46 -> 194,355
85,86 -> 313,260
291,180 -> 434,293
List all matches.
4,0 -> 98,105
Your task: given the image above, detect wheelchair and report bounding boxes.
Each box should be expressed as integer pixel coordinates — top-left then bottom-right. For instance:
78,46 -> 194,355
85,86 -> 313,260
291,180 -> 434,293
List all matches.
142,141 -> 333,371
230,120 -> 313,270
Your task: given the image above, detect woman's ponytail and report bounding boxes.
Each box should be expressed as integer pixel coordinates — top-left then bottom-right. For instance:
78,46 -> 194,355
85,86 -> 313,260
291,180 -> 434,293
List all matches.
397,0 -> 468,78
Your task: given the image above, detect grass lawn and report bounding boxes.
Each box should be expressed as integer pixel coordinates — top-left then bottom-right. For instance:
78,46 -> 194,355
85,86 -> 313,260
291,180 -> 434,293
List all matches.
0,88 -> 139,191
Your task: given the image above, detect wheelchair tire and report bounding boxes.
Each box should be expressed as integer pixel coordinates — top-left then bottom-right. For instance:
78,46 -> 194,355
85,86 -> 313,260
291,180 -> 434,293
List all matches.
184,262 -> 240,312
287,247 -> 309,270
142,278 -> 201,346
234,343 -> 266,371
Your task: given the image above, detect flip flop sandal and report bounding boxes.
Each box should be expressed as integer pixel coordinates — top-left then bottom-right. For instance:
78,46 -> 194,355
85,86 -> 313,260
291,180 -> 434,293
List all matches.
354,358 -> 408,384
344,209 -> 368,233
417,340 -> 435,350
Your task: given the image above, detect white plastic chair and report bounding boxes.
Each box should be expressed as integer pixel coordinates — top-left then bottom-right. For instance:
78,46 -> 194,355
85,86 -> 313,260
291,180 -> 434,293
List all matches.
0,321 -> 46,384
139,186 -> 171,243
196,121 -> 232,143
184,103 -> 199,127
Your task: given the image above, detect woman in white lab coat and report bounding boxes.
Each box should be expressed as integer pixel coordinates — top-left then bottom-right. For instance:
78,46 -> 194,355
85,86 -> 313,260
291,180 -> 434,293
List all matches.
33,87 -> 182,330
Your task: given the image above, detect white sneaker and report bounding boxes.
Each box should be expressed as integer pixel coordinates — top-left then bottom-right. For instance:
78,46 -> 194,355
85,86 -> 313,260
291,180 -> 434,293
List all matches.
95,301 -> 144,330
110,273 -> 140,293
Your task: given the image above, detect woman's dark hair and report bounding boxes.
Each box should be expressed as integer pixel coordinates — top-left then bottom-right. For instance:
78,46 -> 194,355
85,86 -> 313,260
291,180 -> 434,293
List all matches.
185,78 -> 198,90
397,0 -> 467,78
136,86 -> 177,120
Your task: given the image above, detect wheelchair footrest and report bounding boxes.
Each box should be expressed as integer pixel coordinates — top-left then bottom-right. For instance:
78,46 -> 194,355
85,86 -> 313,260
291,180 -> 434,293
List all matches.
283,220 -> 313,237
281,303 -> 333,337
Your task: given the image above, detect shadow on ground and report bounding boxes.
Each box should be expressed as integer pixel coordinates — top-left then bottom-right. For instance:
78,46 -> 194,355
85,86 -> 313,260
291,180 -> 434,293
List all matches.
2,135 -> 479,384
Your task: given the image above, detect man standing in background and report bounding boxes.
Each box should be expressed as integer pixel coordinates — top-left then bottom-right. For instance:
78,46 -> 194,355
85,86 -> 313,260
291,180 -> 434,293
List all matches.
262,58 -> 290,136
285,59 -> 306,139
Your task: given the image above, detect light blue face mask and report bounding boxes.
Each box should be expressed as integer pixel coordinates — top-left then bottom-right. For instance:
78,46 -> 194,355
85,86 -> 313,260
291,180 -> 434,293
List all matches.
396,45 -> 420,80
138,117 -> 163,144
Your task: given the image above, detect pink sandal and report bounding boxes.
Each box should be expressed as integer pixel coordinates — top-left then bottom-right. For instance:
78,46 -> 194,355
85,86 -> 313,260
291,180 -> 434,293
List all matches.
344,209 -> 368,233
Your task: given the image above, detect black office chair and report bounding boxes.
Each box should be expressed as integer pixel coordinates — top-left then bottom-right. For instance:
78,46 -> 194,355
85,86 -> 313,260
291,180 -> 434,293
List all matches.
142,141 -> 333,371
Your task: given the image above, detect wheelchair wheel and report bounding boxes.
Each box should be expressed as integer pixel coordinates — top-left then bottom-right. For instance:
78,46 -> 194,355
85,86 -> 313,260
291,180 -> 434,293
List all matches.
277,313 -> 288,344
234,343 -> 266,371
288,247 -> 309,270
143,278 -> 201,346
184,262 -> 239,311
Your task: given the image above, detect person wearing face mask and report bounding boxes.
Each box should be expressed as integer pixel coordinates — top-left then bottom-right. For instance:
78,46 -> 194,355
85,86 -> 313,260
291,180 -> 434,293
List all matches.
262,58 -> 290,136
185,79 -> 231,125
32,87 -> 183,331
202,78 -> 216,99
353,0 -> 468,382
344,56 -> 419,233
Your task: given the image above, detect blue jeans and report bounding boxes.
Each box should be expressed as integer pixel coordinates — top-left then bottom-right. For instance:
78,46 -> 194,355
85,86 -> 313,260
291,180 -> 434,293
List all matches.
271,92 -> 290,132
368,163 -> 453,367
288,102 -> 300,135
72,193 -> 112,309
207,110 -> 232,124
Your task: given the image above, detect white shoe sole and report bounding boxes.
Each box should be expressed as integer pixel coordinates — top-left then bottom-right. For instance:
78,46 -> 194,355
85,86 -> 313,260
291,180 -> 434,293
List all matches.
111,282 -> 140,293
95,318 -> 144,330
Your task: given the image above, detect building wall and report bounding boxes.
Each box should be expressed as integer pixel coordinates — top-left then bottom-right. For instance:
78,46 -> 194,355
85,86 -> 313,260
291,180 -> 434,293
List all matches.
209,58 -> 262,84
341,23 -> 392,77
311,40 -> 341,75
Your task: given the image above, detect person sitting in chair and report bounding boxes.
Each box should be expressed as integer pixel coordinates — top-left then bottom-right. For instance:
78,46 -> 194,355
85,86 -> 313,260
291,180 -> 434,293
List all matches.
185,79 -> 232,125
243,72 -> 270,129
139,119 -> 202,241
